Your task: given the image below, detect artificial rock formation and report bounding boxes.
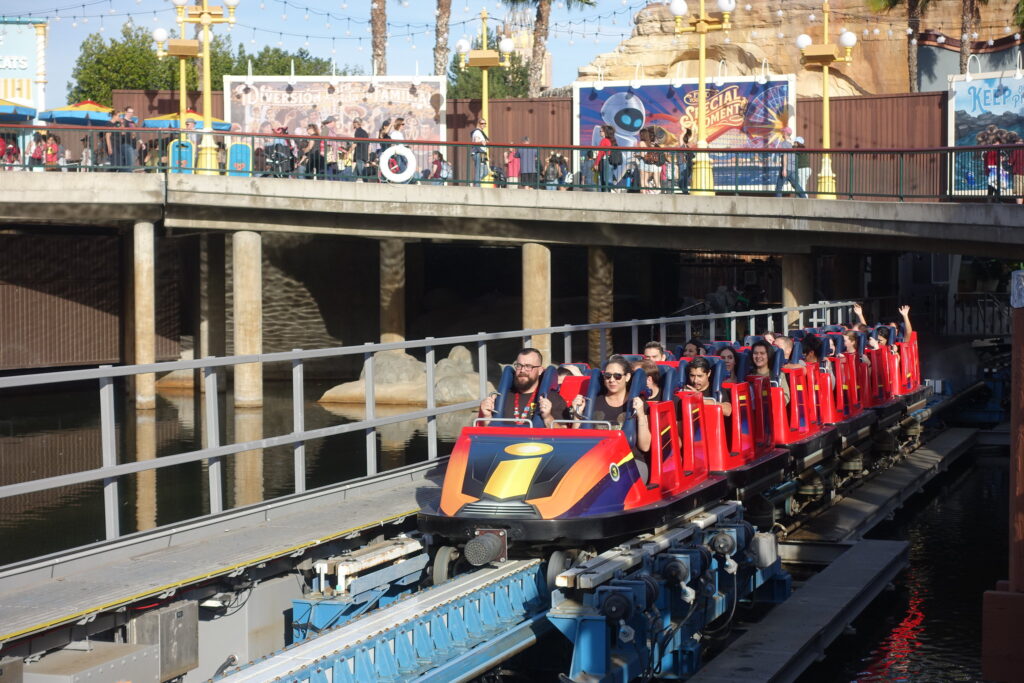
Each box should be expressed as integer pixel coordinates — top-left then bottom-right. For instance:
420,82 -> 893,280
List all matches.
318,345 -> 494,406
579,0 -> 1020,97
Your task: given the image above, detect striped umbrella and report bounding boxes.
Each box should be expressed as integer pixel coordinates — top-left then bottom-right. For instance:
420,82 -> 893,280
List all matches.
38,100 -> 113,125
143,109 -> 232,131
0,98 -> 36,123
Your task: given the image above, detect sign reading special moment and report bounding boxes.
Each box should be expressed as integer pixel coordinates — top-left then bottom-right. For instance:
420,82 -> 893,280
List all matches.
947,70 -> 1024,194
573,75 -> 796,187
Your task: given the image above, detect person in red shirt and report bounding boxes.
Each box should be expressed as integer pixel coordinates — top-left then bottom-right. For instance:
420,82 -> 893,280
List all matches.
1007,132 -> 1024,205
594,124 -> 616,192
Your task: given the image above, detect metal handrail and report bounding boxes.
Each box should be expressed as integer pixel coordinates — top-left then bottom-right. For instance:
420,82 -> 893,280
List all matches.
3,121 -> 1019,200
0,301 -> 852,549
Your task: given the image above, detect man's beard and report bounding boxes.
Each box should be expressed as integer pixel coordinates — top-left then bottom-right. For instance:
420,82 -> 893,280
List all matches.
514,374 -> 535,392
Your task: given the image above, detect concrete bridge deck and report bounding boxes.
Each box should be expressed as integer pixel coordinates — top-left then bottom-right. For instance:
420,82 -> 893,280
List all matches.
2,174 -> 1021,257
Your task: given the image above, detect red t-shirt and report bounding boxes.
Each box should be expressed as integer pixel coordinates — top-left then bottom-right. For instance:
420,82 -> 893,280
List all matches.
594,137 -> 612,168
984,148 -> 1001,167
1009,146 -> 1024,175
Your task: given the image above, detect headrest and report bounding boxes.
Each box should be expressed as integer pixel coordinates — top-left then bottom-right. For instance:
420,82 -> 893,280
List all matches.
770,348 -> 782,378
579,368 -> 603,422
824,325 -> 845,333
618,354 -> 644,363
621,371 -> 649,448
734,350 -> 751,380
788,339 -> 803,363
788,329 -> 808,340
705,356 -> 726,400
705,340 -> 736,355
492,365 -> 516,419
743,335 -> 763,347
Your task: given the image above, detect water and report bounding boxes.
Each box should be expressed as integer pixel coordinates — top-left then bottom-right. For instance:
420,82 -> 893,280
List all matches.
797,449 -> 1009,682
0,379 -> 472,565
0,381 -> 1011,680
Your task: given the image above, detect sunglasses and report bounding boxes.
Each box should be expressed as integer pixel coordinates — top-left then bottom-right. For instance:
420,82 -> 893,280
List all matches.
602,372 -> 625,381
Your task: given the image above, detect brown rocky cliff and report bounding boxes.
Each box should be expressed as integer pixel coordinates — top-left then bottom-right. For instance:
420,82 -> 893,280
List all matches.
578,0 -> 1020,96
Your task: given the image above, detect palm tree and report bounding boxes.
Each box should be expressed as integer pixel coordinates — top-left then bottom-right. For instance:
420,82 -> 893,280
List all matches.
371,0 -> 387,76
959,0 -> 988,74
867,0 -> 934,92
504,0 -> 595,98
434,0 -> 452,78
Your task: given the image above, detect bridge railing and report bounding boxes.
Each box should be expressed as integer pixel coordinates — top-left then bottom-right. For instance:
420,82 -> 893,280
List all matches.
0,301 -> 852,559
1,123 -> 1018,201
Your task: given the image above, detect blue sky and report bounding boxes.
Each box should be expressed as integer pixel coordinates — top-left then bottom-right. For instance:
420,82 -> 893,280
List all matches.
8,0 -> 652,106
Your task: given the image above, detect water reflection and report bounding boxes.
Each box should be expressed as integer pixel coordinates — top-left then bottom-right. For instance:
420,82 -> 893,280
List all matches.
797,454 -> 1009,682
135,409 -> 157,532
232,408 -> 264,508
0,381 -> 472,565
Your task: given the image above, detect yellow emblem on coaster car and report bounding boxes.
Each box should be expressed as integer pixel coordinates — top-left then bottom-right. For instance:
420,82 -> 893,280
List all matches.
504,442 -> 554,457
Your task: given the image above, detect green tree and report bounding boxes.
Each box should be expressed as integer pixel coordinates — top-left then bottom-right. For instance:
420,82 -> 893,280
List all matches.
502,0 -> 595,97
67,21 -> 352,106
67,22 -> 175,104
230,45 -> 338,77
447,29 -> 530,99
866,0 -> 934,92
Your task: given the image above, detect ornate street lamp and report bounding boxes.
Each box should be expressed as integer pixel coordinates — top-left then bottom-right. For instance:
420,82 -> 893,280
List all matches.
670,0 -> 736,197
455,9 -> 514,134
796,1 -> 856,198
161,0 -> 238,174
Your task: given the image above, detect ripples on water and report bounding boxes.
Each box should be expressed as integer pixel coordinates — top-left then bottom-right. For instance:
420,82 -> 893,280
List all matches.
799,451 -> 1009,682
0,380 -> 472,565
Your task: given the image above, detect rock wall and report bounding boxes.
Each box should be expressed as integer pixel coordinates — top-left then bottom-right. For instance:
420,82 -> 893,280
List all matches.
579,1 -> 1020,97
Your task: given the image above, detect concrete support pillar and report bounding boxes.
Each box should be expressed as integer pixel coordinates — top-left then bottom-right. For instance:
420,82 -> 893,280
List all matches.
781,253 -> 813,329
522,243 -> 552,364
133,221 -> 156,409
587,246 -> 614,367
379,239 -> 406,344
233,231 -> 263,408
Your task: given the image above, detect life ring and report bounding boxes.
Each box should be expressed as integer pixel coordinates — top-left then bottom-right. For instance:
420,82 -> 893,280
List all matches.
379,145 -> 417,183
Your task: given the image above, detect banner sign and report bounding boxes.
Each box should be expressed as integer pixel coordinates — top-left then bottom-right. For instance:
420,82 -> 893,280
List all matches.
573,75 -> 796,188
947,70 -> 1024,194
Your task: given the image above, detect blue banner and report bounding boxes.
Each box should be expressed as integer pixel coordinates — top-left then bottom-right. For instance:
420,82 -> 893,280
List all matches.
948,72 -> 1024,193
573,76 -> 796,188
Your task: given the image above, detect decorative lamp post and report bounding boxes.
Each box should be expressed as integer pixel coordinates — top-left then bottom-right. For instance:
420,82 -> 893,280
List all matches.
163,0 -> 238,174
456,9 -> 513,136
670,0 -> 735,197
796,1 -> 856,198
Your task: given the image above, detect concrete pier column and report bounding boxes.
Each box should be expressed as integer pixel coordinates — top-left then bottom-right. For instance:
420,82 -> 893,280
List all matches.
233,231 -> 263,408
133,220 -> 156,409
379,238 -> 406,344
522,243 -> 551,364
781,253 -> 813,329
587,246 -> 614,367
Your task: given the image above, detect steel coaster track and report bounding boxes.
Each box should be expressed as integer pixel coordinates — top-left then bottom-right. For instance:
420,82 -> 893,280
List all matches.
215,559 -> 546,683
0,458 -> 443,584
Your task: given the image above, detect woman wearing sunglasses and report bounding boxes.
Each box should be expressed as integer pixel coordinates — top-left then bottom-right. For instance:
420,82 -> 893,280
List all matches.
569,356 -> 651,454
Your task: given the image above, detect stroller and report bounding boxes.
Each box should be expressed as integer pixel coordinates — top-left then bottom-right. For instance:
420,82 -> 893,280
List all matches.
489,164 -> 507,188
264,143 -> 294,178
616,161 -> 641,193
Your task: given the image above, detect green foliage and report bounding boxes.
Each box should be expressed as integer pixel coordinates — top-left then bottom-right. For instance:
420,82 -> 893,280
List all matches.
67,21 -> 358,106
68,23 -> 172,105
447,29 -> 530,99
